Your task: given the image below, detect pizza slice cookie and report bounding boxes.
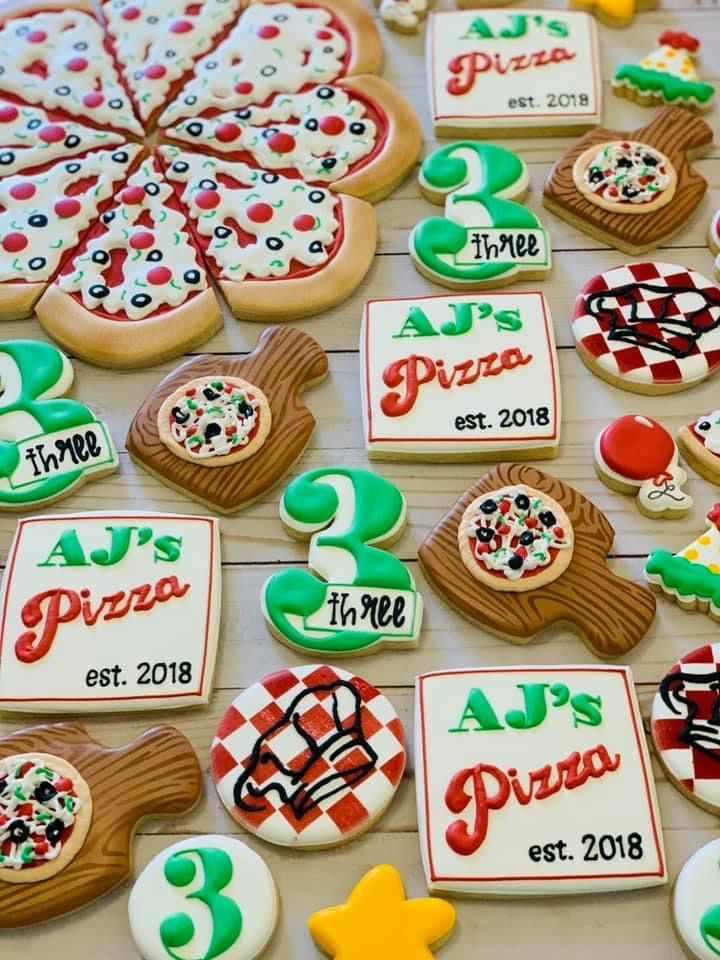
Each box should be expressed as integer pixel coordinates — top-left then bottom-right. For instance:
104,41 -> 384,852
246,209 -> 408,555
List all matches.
159,145 -> 376,321
158,0 -> 382,127
710,209 -> 720,281
37,154 -> 221,369
0,100 -> 125,177
101,0 -> 243,129
161,77 -> 421,202
0,143 -> 143,319
0,7 -> 142,137
678,411 -> 720,486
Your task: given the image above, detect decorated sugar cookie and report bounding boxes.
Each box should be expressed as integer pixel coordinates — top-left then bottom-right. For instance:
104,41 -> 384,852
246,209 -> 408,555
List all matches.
568,0 -> 656,27
679,411 -> 720,486
129,836 -> 278,960
410,142 -> 551,290
427,9 -> 601,137
571,263 -> 720,395
0,753 -> 92,884
308,864 -> 456,959
646,505 -> 720,621
126,327 -> 327,514
709,209 -> 720,281
673,840 -> 720,960
0,721 -> 201,927
361,292 -> 561,461
652,644 -> 720,816
211,665 -> 406,849
37,153 -> 222,369
416,667 -> 666,896
543,107 -> 713,255
594,415 -> 692,519
262,467 -> 423,656
419,463 -> 656,658
0,513 -> 221,713
0,339 -> 118,510
613,32 -> 715,112
376,0 -> 432,33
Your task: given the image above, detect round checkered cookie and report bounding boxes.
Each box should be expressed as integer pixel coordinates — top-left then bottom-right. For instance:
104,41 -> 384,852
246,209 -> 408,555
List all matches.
572,262 -> 720,395
652,643 -> 720,815
211,664 -> 406,849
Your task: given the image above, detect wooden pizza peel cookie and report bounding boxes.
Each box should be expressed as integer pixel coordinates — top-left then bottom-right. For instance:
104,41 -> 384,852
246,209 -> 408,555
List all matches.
543,107 -> 713,255
126,325 -> 328,514
0,721 -> 201,927
418,462 -> 656,658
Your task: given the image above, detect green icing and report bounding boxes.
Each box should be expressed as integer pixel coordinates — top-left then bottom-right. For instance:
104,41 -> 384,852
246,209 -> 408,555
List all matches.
411,142 -> 548,283
646,549 -> 720,605
701,900 -> 720,956
263,467 -> 418,653
614,64 -> 714,104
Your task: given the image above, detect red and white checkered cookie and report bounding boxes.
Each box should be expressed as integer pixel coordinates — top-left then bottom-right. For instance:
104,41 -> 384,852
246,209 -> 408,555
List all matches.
211,664 -> 406,848
652,643 -> 720,812
572,262 -> 720,390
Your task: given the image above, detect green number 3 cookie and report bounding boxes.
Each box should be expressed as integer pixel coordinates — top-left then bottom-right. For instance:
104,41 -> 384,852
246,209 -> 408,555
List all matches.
262,466 -> 423,656
409,142 -> 552,289
0,339 -> 117,509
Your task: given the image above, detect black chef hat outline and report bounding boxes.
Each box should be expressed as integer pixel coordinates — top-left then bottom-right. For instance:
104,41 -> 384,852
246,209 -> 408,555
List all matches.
659,668 -> 720,760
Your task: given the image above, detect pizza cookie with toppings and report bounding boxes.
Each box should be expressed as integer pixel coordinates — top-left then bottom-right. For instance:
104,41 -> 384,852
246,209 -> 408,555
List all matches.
544,107 -> 713,254
710,209 -> 720,281
0,721 -> 201,927
679,410 -> 720,486
127,326 -> 327,514
419,462 -> 656,658
594,415 -> 692,519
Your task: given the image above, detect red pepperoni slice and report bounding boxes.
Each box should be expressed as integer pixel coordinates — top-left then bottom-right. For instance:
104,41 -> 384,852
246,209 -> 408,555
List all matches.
147,266 -> 172,285
38,124 -> 65,144
10,182 -> 35,200
234,80 -> 253,95
246,202 -> 273,223
2,232 -> 28,253
599,415 -> 675,482
293,213 -> 315,231
121,185 -> 146,205
257,24 -> 280,38
121,5 -> 141,19
144,64 -> 167,80
195,189 -> 220,210
83,92 -> 104,108
54,197 -> 81,218
267,132 -> 295,154
315,29 -> 333,40
170,18 -> 193,32
27,29 -> 47,43
319,115 -> 345,136
215,121 -> 240,143
129,230 -> 155,250
66,57 -> 88,72
0,105 -> 19,123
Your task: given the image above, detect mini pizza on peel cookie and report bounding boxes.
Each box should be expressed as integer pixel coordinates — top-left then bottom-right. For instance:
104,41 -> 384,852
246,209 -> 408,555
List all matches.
679,410 -> 720,486
594,415 -> 692,519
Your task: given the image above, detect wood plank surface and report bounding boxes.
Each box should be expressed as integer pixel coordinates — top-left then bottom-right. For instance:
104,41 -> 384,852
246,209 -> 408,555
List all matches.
0,0 -> 719,956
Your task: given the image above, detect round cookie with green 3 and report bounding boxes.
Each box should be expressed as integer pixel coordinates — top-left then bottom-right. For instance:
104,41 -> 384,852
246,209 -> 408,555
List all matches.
262,467 -> 423,656
0,339 -> 117,510
409,142 -> 552,290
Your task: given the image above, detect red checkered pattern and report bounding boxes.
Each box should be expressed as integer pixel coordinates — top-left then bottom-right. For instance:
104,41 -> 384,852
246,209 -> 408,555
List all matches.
211,664 -> 406,847
572,263 -> 720,388
652,643 -> 720,807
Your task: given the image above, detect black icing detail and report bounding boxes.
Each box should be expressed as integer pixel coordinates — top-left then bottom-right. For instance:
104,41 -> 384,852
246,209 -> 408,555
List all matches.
184,268 -> 201,284
146,249 -> 163,262
261,172 -> 279,184
262,127 -> 278,140
266,237 -> 283,251
34,781 -> 57,803
172,160 -> 190,173
102,211 -> 116,224
144,182 -> 160,196
29,214 -> 48,228
74,41 -> 88,51
538,510 -> 557,528
204,421 -> 222,442
349,122 -> 366,135
585,283 -> 720,360
133,70 -> 143,81
29,257 -> 46,271
64,134 -> 81,149
65,162 -> 81,174
147,14 -> 159,23
317,86 -> 335,100
233,678 -> 378,819
475,526 -> 495,544
89,284 -> 110,299
0,151 -> 14,165
109,99 -> 123,110
112,151 -> 129,163
54,85 -> 71,97
658,668 -> 720,760
479,498 -> 498,515
186,122 -> 203,137
235,109 -> 252,120
91,250 -> 110,265
184,95 -> 197,105
205,60 -> 218,70
172,405 -> 190,425
305,118 -> 319,132
308,240 -> 323,254
308,189 -> 326,204
202,386 -> 220,401
165,49 -> 177,58
27,118 -> 42,130
131,293 -> 153,308
45,819 -> 65,845
514,493 -> 530,511
214,226 -> 232,239
698,420 -> 712,433
321,158 -> 337,171
199,178 -> 217,190
8,819 -> 29,844
273,11 -> 289,19
260,65 -> 277,77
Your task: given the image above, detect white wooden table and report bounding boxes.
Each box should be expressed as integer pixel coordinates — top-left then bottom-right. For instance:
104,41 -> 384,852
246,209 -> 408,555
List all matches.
1,0 -> 719,955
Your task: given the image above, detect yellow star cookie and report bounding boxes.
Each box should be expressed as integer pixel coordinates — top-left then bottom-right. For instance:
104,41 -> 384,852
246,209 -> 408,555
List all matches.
308,864 -> 456,960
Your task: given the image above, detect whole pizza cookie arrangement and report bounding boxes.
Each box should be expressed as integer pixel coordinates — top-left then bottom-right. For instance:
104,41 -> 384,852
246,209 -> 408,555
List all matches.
1,0 -> 719,955
0,0 -> 422,367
